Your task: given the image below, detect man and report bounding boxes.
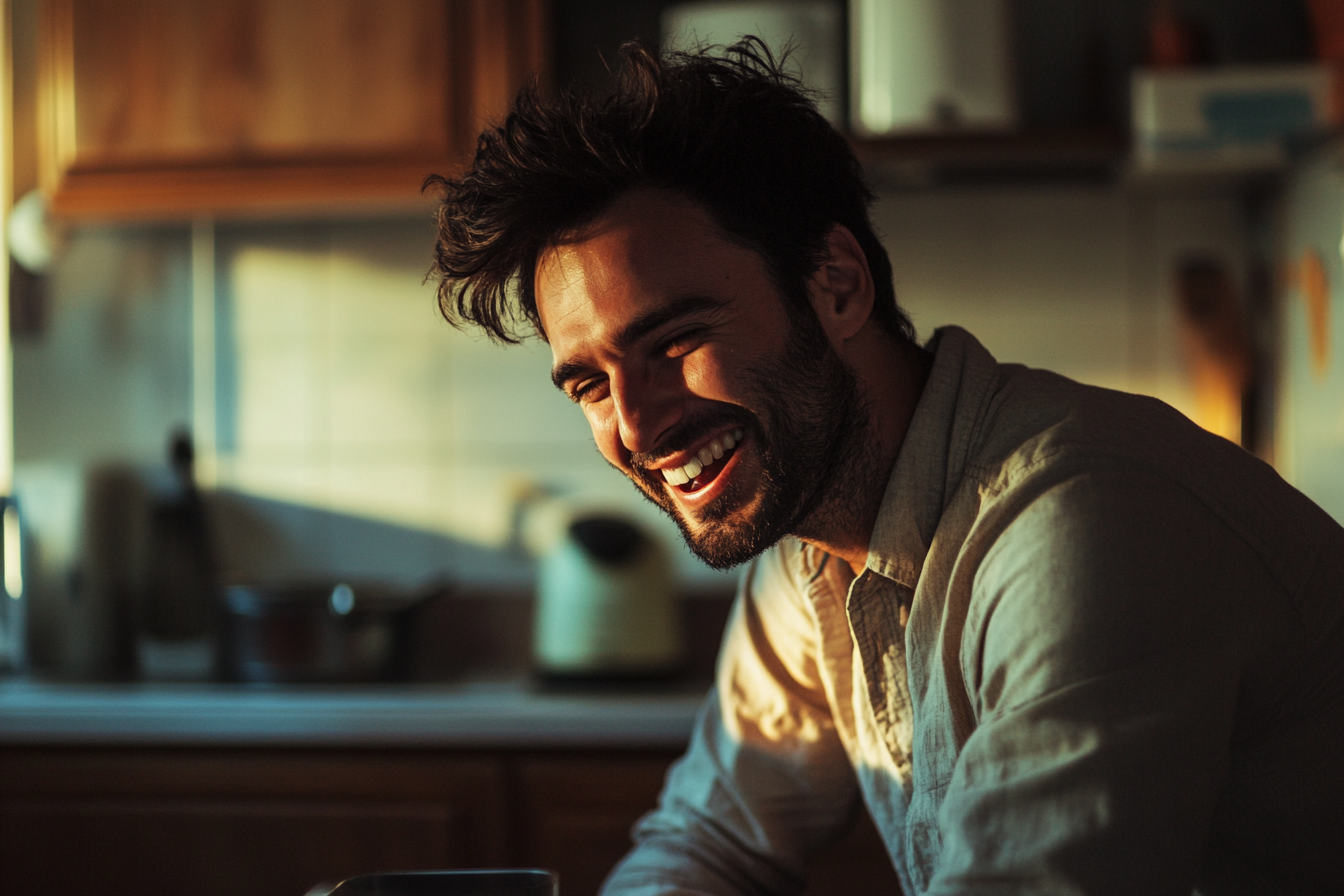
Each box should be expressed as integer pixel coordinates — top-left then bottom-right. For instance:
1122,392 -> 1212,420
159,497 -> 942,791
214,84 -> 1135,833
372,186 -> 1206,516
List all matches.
426,42 -> 1344,895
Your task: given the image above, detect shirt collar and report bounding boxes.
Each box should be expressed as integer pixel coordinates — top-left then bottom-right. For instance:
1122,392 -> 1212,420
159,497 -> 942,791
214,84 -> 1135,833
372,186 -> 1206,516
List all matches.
864,326 -> 1002,589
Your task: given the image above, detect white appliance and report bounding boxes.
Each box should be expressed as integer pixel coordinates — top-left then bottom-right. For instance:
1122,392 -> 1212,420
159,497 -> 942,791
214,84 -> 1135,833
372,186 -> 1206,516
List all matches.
662,1 -> 845,124
532,514 -> 682,678
850,0 -> 1016,135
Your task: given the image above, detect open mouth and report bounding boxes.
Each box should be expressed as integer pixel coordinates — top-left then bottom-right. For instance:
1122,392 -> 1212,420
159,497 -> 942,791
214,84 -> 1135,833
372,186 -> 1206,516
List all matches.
660,428 -> 745,494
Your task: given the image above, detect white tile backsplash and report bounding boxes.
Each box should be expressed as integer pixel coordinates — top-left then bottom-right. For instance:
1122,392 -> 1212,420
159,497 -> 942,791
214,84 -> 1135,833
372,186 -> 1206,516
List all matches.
14,186 -> 1254,597
212,219 -> 729,586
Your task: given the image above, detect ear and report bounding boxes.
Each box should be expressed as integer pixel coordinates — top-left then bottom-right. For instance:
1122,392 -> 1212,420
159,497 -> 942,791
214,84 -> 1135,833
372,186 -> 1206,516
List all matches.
808,225 -> 875,348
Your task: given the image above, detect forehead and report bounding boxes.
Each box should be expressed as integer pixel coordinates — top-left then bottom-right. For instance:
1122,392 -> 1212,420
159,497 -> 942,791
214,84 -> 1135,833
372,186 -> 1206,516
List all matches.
534,189 -> 767,346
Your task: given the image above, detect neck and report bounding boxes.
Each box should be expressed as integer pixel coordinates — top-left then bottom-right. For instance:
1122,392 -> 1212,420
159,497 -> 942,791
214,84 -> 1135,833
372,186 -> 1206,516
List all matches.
797,331 -> 933,575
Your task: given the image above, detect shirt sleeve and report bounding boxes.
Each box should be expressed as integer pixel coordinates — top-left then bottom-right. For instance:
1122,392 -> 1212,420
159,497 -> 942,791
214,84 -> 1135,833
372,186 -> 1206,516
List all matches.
928,470 -> 1258,896
601,542 -> 861,896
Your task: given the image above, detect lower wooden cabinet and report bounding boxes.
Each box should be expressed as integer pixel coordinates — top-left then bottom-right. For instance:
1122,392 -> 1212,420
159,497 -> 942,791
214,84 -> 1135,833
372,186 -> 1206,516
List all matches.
0,748 -> 505,896
0,746 -> 899,896
512,754 -> 677,895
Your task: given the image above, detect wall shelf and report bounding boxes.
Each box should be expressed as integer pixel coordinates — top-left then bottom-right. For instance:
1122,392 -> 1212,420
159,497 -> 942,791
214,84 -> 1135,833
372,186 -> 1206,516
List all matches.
851,127 -> 1130,187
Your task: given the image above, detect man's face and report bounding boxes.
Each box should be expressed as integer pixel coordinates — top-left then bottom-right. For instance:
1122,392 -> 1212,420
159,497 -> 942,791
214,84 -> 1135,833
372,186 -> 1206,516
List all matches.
535,189 -> 866,568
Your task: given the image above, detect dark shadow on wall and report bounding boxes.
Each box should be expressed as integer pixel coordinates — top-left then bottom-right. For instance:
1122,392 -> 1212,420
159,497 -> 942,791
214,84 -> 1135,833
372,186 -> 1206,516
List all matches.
207,488 -> 535,589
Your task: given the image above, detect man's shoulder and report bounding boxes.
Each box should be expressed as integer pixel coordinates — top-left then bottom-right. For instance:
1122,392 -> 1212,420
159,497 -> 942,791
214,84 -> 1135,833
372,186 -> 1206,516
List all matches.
974,365 -> 1190,479
964,362 -> 1342,610
969,363 -> 1259,510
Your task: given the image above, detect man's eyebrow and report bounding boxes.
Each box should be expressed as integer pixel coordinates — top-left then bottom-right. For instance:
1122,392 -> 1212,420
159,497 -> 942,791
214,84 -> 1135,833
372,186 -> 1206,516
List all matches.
551,359 -> 589,393
550,293 -> 727,392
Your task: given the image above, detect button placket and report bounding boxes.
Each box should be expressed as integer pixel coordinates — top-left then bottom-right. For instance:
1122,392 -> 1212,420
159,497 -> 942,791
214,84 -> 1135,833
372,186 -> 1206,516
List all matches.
847,571 -> 916,789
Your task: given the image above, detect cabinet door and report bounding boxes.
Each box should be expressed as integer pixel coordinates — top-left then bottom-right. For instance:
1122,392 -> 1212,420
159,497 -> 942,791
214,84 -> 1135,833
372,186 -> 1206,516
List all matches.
39,0 -> 549,218
512,752 -> 679,896
0,747 -> 507,896
2,797 -> 456,896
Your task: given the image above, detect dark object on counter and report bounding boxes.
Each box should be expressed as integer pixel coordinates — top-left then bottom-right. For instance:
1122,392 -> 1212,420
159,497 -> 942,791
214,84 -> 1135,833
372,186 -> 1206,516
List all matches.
71,464 -> 149,680
328,869 -> 558,896
137,428 -> 219,681
144,428 -> 217,642
219,580 -> 443,683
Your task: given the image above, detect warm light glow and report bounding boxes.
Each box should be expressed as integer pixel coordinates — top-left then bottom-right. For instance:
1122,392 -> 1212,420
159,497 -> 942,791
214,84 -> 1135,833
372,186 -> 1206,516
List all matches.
1301,249 -> 1332,380
1185,357 -> 1244,443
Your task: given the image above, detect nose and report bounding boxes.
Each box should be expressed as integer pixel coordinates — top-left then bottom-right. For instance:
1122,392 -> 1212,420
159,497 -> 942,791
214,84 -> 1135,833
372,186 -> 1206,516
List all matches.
609,364 -> 683,458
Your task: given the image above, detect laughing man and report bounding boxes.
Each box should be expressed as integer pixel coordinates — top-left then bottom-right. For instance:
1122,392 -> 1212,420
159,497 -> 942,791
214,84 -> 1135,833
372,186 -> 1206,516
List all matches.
426,42 -> 1344,896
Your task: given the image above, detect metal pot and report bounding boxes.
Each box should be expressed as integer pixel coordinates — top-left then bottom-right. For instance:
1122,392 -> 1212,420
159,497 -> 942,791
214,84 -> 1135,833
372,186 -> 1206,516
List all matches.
218,580 -> 441,684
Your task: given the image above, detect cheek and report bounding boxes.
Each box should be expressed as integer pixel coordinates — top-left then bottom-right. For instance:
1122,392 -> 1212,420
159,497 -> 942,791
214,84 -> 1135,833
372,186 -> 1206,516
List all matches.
583,404 -> 626,465
680,347 -> 738,400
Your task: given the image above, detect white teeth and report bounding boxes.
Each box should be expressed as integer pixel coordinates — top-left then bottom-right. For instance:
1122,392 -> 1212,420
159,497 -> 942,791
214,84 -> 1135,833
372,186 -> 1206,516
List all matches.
660,431 -> 743,488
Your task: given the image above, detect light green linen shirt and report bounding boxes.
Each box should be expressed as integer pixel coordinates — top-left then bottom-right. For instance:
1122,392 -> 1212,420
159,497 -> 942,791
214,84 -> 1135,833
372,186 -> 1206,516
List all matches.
603,327 -> 1344,896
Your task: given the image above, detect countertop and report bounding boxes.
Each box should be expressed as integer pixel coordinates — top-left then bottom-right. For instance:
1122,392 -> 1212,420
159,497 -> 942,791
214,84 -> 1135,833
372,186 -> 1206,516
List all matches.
0,677 -> 707,749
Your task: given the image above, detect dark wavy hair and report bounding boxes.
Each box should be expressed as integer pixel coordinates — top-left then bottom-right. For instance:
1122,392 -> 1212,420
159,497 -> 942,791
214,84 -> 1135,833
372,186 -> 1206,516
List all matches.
425,38 -> 914,345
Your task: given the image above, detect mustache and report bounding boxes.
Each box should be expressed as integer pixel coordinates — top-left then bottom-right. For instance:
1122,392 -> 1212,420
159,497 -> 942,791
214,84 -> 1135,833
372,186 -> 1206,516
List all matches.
628,407 -> 752,472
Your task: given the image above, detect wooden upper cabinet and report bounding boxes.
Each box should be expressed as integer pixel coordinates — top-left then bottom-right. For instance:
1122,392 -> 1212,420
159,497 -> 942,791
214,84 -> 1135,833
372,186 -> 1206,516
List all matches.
38,0 -> 550,218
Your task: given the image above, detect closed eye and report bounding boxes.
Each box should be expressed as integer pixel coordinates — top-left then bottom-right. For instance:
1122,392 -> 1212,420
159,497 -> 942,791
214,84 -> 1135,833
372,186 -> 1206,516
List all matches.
571,376 -> 609,404
659,327 -> 708,358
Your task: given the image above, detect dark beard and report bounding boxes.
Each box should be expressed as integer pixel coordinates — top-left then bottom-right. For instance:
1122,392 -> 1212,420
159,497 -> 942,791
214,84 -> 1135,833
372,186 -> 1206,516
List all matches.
621,315 -> 881,570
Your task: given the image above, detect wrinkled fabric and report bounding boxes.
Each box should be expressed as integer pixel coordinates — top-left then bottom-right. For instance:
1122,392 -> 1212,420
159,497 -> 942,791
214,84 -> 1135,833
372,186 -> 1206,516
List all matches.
602,327 -> 1344,896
